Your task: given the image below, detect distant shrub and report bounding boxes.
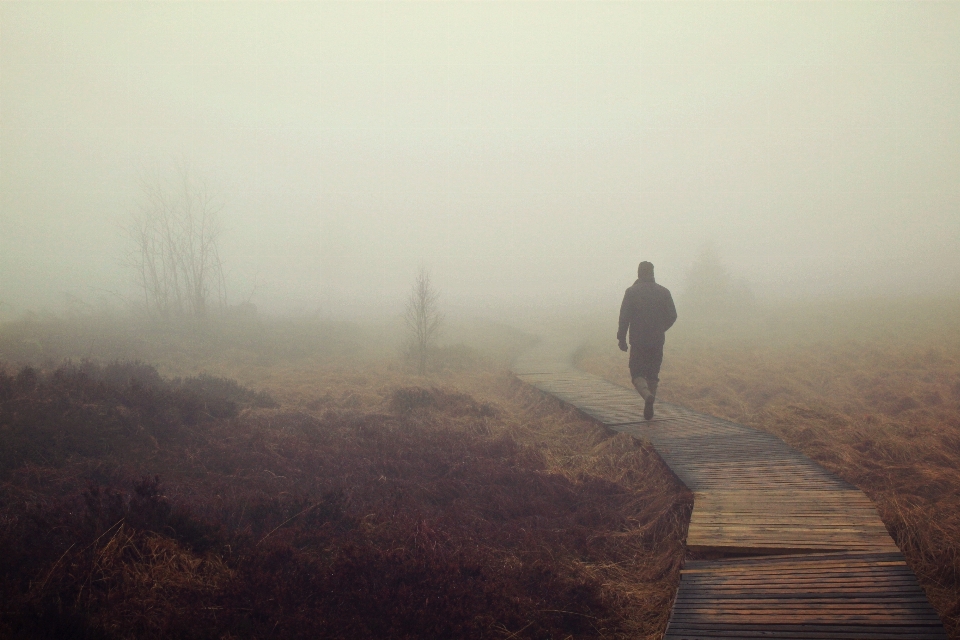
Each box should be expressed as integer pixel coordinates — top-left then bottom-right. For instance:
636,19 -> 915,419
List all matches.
178,372 -> 277,411
0,361 -> 276,476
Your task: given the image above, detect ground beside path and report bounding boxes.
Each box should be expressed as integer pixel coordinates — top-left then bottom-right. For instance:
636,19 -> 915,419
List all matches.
1,347 -> 689,639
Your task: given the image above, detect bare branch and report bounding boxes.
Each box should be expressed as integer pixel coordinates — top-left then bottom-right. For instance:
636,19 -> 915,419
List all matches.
404,267 -> 443,374
124,164 -> 226,322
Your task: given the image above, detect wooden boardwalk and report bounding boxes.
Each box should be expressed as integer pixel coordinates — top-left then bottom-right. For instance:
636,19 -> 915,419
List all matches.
514,338 -> 947,639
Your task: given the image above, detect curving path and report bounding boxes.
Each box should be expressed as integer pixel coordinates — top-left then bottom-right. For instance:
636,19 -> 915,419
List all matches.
514,337 -> 947,639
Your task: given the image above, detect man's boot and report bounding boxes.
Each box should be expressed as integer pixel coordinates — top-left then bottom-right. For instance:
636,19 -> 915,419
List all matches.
644,381 -> 658,420
632,376 -> 655,420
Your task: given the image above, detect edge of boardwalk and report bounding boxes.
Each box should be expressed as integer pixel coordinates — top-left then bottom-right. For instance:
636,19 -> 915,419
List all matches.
512,337 -> 948,640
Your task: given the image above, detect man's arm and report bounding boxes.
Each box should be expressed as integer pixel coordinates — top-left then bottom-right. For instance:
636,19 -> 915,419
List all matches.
663,290 -> 678,332
617,289 -> 631,350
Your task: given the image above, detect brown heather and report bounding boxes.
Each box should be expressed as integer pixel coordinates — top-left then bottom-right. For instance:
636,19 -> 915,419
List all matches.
5,298 -> 955,639
0,319 -> 690,639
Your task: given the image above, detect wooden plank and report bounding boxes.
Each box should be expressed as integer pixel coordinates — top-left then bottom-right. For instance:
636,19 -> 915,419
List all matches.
513,339 -> 947,638
665,628 -> 947,640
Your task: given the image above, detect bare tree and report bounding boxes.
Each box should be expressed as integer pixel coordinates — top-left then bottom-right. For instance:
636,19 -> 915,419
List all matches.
403,267 -> 443,374
125,163 -> 226,321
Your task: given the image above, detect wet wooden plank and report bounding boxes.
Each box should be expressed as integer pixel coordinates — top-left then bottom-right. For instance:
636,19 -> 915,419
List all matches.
667,552 -> 946,638
513,339 -> 947,638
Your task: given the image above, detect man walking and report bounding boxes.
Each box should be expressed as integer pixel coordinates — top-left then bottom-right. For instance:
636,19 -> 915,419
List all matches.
618,261 -> 677,420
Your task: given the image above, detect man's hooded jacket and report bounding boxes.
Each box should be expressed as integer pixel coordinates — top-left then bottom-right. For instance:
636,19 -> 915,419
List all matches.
617,276 -> 677,348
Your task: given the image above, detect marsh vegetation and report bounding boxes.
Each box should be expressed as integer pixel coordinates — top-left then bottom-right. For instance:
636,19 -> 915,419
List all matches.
0,316 -> 689,639
2,297 -> 958,637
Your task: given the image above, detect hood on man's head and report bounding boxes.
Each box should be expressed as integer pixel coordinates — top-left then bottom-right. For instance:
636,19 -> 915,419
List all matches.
638,261 -> 655,281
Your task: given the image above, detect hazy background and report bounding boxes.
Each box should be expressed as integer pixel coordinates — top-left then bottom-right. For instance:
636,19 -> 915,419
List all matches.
2,1 -> 959,319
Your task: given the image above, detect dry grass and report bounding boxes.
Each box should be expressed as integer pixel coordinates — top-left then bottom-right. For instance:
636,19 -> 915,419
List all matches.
189,356 -> 693,638
0,318 -> 689,639
577,297 -> 960,637
74,526 -> 234,637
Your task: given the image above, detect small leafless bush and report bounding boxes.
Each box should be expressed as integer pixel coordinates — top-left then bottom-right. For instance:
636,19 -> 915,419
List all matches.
403,267 -> 443,374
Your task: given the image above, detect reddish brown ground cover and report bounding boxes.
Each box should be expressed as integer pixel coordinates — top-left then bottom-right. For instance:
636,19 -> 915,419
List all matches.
10,301 -> 950,638
0,351 -> 689,639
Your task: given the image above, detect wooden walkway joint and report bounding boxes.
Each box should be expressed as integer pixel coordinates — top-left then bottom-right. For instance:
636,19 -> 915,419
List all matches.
514,338 -> 947,639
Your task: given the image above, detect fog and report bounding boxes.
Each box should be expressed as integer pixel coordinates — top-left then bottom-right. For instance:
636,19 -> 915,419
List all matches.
2,2 -> 959,319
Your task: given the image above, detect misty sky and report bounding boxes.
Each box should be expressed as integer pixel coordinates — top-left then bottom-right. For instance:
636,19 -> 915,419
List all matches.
2,1 -> 959,317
